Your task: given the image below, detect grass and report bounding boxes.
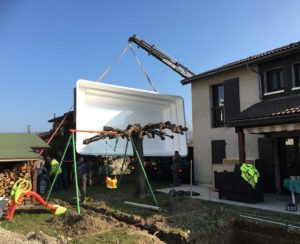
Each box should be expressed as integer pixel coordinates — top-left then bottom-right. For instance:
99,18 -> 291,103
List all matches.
0,211 -> 58,237
50,178 -> 171,217
46,179 -> 300,232
1,179 -> 300,243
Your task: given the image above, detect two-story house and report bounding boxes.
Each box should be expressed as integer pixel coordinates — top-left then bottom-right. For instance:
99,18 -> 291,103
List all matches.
182,41 -> 300,193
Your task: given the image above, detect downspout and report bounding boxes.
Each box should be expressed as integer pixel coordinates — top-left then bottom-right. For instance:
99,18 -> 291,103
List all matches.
237,128 -> 246,163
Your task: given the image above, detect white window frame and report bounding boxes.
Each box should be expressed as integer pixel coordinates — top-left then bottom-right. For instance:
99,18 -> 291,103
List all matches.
210,83 -> 225,128
292,62 -> 300,90
263,66 -> 285,96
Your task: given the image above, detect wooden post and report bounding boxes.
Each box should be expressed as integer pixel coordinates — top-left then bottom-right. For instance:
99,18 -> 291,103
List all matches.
238,130 -> 245,163
32,160 -> 38,204
131,135 -> 146,198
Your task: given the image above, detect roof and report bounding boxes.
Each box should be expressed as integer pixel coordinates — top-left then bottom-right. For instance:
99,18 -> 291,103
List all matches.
38,131 -> 51,139
182,40 -> 300,84
48,111 -> 74,123
227,95 -> 300,128
0,134 -> 49,162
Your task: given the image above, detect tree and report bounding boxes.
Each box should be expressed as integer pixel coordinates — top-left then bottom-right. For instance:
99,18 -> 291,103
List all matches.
83,121 -> 188,198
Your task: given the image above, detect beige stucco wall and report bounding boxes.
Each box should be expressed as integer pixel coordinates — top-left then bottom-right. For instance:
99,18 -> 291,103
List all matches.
191,65 -> 262,185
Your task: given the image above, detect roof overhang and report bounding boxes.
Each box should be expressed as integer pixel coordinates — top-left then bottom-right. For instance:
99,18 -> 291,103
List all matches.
48,111 -> 74,123
228,114 -> 300,129
182,41 -> 300,85
244,122 -> 300,134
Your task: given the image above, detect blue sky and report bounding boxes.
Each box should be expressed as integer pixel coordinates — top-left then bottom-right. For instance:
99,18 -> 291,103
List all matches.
1,0 -> 300,132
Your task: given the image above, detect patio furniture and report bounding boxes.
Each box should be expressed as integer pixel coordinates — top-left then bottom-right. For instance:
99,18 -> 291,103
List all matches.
283,178 -> 300,212
214,164 -> 264,203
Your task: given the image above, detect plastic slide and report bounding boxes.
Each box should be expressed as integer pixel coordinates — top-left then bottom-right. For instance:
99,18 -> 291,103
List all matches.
6,179 -> 67,222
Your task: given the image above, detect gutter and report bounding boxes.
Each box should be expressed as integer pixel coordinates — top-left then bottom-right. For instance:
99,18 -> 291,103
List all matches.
181,45 -> 300,85
181,61 -> 256,85
226,113 -> 300,129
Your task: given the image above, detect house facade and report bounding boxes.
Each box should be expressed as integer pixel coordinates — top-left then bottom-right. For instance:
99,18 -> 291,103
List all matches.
182,41 -> 300,193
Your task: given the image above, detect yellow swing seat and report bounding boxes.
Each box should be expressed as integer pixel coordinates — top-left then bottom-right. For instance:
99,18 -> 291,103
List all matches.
105,176 -> 118,189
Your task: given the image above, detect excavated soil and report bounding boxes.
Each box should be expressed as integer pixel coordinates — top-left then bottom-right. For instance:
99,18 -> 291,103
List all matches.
77,197 -> 300,244
49,208 -> 163,243
31,195 -> 300,244
80,198 -> 223,243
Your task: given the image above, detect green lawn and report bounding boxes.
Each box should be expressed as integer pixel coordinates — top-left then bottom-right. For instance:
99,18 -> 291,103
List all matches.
0,211 -> 58,237
1,180 -> 300,243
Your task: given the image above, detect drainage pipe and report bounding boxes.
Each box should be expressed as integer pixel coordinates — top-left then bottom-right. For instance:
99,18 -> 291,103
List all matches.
240,214 -> 300,229
124,201 -> 161,211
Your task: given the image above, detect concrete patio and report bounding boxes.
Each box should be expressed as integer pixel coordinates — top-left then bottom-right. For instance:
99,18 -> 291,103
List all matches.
156,184 -> 300,215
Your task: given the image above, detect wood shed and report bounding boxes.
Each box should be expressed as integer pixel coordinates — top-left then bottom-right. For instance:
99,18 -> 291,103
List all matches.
0,134 -> 49,200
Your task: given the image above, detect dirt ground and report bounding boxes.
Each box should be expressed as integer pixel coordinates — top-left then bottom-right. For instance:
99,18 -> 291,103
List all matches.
0,227 -> 61,244
2,182 -> 300,243
79,197 -> 232,243
49,208 -> 163,243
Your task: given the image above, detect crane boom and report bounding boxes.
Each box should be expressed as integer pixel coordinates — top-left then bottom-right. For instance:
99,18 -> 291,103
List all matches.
128,35 -> 195,79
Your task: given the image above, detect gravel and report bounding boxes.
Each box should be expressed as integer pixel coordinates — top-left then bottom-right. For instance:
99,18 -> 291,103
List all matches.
0,227 -> 62,244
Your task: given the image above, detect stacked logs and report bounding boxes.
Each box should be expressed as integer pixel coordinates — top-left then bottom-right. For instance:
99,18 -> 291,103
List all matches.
0,162 -> 32,199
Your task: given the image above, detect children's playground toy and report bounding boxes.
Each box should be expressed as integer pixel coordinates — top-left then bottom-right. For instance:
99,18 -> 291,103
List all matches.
6,179 -> 67,222
105,176 -> 118,189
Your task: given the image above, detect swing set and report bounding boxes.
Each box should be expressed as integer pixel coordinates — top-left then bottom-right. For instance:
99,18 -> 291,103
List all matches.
46,129 -> 159,214
102,138 -> 126,189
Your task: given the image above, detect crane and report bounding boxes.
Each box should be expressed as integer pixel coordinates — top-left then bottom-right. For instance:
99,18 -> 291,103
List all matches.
128,35 -> 195,79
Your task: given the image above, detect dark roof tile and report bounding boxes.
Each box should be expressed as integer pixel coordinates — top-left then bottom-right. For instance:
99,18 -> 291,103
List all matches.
182,41 -> 300,84
227,95 -> 300,127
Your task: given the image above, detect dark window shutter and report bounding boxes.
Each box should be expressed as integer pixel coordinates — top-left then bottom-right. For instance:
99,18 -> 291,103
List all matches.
224,78 -> 240,122
211,140 -> 226,164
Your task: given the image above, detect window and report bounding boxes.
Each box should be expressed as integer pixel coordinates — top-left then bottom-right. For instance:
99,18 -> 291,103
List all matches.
293,63 -> 300,88
264,68 -> 284,93
211,84 -> 224,127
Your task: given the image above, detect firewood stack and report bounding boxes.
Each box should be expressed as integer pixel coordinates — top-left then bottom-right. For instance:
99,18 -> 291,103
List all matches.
0,162 -> 33,203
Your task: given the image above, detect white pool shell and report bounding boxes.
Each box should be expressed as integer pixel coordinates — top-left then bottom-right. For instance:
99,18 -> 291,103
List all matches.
76,79 -> 188,156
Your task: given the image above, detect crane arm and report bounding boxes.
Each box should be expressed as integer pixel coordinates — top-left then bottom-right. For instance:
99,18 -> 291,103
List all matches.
128,35 -> 195,79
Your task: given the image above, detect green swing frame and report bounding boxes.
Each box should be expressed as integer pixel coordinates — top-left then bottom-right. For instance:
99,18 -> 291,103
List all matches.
46,129 -> 159,215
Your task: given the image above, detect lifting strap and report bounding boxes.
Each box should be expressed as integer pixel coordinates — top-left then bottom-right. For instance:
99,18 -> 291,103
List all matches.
96,43 -> 157,92
116,139 -> 129,189
97,44 -> 131,83
103,139 -> 129,189
129,45 -> 157,92
103,139 -> 119,189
